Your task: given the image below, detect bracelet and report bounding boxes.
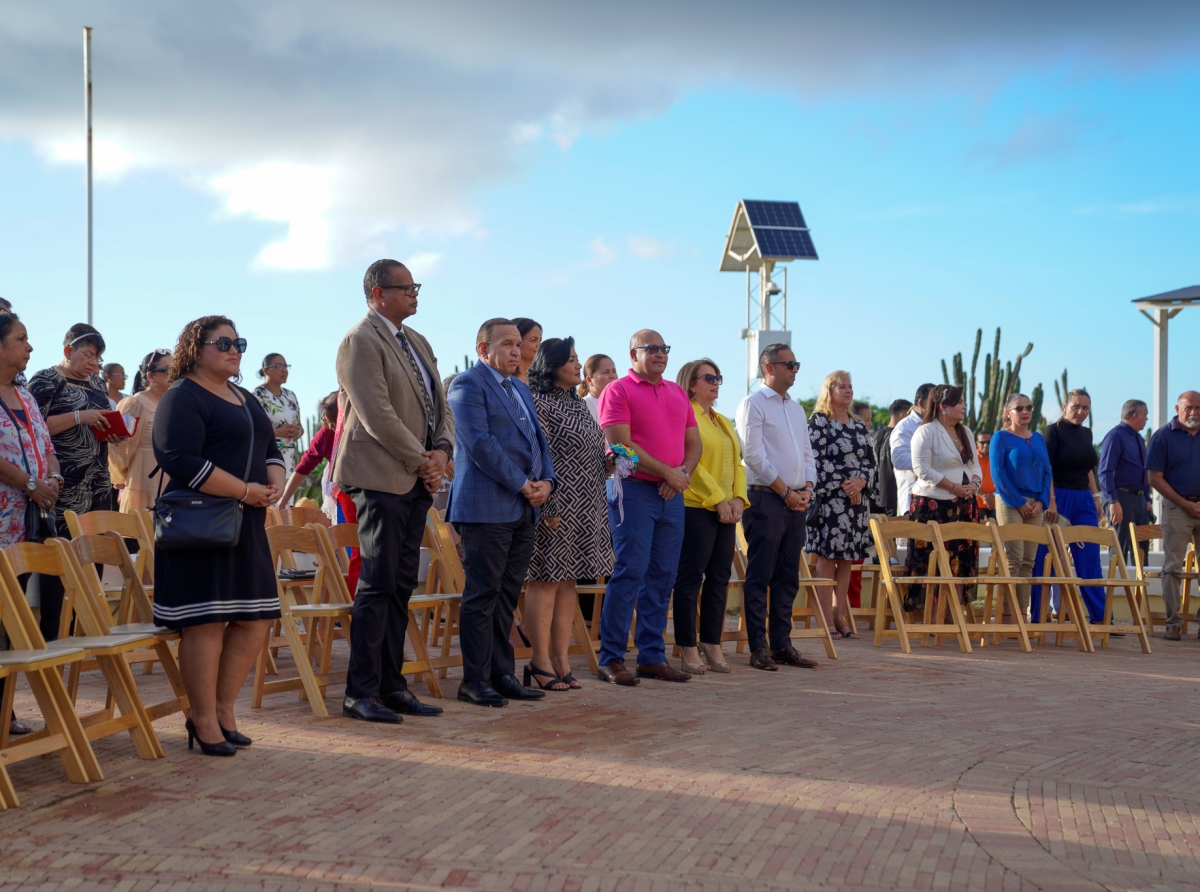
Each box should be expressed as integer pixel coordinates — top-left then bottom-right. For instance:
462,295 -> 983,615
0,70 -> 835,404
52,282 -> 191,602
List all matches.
74,410 -> 81,425
242,483 -> 251,503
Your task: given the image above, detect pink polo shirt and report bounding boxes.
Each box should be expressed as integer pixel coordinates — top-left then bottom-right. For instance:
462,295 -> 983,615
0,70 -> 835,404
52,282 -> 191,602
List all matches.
598,370 -> 697,482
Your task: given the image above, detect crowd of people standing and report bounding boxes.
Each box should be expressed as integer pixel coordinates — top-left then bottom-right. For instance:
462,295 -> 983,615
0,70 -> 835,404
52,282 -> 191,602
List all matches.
3,255 -> 1200,747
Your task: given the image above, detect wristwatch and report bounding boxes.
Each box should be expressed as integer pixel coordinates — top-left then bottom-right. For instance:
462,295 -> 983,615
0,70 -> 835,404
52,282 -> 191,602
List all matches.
25,476 -> 37,493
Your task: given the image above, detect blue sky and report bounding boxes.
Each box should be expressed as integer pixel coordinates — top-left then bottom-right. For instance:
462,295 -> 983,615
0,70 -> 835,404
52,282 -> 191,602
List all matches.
3,3 -> 1199,432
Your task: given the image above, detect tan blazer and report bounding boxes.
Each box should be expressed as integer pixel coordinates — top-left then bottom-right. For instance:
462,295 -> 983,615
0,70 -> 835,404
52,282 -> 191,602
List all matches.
332,312 -> 453,496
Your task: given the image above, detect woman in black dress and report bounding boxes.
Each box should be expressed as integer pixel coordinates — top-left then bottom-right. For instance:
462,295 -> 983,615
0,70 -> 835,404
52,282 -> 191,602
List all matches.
153,316 -> 284,756
28,323 -> 117,640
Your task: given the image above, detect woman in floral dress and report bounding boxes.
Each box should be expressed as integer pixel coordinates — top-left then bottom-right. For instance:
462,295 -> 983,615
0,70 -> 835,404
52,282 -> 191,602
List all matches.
253,352 -> 303,477
808,370 -> 876,638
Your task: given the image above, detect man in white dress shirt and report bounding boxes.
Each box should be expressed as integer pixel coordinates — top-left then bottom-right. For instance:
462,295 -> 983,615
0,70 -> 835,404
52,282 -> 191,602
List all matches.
889,383 -> 935,518
735,344 -> 819,671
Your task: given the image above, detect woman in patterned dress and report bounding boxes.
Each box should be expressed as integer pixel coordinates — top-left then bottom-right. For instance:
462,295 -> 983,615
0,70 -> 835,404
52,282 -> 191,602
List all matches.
108,349 -> 172,512
0,312 -> 63,736
524,337 -> 613,690
905,384 -> 982,611
808,370 -> 876,638
253,353 -> 303,477
28,323 -> 117,641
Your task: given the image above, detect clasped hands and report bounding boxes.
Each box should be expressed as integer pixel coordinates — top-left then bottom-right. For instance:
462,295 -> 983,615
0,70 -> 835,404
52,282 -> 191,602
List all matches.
840,476 -> 868,506
657,465 -> 689,500
521,479 -> 552,507
240,483 -> 281,507
417,448 -> 452,493
29,477 -> 61,511
274,423 -> 305,441
714,498 -> 746,524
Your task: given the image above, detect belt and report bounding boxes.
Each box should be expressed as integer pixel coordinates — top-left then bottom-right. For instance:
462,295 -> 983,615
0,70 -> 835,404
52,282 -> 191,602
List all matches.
1184,496 -> 1200,503
1116,487 -> 1146,496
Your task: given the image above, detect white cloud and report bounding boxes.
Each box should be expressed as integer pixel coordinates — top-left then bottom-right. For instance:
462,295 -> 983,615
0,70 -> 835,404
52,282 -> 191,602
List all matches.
1,1 -> 1197,270
406,252 -> 444,278
45,137 -> 137,179
583,237 -> 619,268
627,235 -> 673,260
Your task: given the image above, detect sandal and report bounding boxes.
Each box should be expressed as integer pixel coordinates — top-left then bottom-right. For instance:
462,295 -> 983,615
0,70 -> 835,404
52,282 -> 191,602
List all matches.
558,671 -> 582,690
524,662 -> 568,691
698,642 -> 731,673
679,647 -> 707,675
837,626 -> 860,640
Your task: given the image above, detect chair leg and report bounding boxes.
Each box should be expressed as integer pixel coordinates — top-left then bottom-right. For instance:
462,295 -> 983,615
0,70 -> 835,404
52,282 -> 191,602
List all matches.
572,598 -> 601,676
406,608 -> 442,699
0,673 -> 16,751
97,655 -> 163,760
26,668 -> 99,783
280,611 -> 329,717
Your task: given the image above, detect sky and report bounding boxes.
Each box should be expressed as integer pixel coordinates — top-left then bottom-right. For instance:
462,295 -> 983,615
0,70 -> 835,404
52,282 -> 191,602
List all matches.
3,1 -> 1200,432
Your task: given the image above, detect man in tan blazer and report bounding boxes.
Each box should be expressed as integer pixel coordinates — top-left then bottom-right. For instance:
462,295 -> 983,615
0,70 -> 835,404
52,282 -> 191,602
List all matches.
333,258 -> 453,724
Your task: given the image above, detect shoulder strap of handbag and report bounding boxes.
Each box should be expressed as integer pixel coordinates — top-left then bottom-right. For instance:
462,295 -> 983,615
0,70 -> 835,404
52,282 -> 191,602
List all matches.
151,382 -> 256,498
0,399 -> 37,480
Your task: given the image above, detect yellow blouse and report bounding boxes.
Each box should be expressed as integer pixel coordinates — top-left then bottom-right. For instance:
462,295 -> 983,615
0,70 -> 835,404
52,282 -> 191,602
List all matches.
684,401 -> 749,511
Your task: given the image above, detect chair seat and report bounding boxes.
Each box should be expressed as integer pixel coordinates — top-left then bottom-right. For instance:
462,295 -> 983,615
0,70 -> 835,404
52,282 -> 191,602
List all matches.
410,593 -> 462,606
289,603 -> 353,616
110,622 -> 175,636
48,633 -> 156,653
0,646 -> 86,667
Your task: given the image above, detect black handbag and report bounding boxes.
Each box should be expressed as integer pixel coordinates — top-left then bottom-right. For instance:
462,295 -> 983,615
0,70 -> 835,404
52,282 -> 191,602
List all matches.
153,384 -> 255,551
0,400 -> 56,543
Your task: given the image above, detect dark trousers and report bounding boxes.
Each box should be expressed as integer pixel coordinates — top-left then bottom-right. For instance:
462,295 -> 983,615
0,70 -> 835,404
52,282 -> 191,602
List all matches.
456,504 -> 537,682
673,507 -> 735,647
342,481 -> 433,700
1109,490 -> 1151,566
741,490 -> 806,652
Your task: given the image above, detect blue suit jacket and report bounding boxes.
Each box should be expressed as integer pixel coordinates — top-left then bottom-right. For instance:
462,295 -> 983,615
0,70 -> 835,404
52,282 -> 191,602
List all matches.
445,361 -> 557,524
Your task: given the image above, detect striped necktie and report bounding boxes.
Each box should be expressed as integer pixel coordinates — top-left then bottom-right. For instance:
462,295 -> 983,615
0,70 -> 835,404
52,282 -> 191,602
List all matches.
395,330 -> 435,448
502,378 -> 542,480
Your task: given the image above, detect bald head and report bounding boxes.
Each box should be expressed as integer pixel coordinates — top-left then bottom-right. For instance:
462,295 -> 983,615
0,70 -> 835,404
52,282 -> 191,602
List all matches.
628,328 -> 669,382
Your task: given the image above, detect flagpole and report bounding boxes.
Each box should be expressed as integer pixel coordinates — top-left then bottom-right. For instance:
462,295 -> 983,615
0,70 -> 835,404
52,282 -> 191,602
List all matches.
84,25 -> 93,325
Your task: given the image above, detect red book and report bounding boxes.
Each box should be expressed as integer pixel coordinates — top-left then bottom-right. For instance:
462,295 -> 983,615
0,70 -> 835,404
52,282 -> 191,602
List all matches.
94,411 -> 138,441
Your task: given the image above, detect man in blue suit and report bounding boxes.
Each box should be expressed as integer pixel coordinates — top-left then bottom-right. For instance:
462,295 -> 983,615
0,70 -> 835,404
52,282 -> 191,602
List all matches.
446,318 -> 557,706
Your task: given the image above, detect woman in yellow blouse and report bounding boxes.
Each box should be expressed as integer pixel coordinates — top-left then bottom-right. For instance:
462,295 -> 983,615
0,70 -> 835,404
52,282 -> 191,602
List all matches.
109,349 -> 172,511
673,359 -> 748,675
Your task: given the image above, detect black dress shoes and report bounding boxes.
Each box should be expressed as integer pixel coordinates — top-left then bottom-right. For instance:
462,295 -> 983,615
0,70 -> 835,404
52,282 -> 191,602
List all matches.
342,696 -> 403,723
771,645 -> 818,668
749,648 -> 778,670
491,673 -> 546,701
458,680 -> 509,707
383,689 -> 444,716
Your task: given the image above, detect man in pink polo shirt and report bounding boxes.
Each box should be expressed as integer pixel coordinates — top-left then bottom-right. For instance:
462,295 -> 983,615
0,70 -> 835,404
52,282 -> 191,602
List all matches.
595,329 -> 701,685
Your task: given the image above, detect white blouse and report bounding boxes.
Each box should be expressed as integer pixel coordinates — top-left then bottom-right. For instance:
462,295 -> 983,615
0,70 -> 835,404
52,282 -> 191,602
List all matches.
912,421 -> 982,501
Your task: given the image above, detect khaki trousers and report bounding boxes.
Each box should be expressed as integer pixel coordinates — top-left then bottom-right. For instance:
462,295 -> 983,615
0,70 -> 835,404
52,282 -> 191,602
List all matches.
996,501 -> 1043,616
1160,500 -> 1200,630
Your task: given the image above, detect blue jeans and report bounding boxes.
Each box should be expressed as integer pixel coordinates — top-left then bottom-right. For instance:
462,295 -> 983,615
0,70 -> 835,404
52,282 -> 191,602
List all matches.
599,478 -> 686,667
1032,487 -> 1104,623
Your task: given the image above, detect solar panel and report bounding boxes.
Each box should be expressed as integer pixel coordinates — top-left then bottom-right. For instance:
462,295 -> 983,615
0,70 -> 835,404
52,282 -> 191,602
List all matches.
754,228 -> 818,260
743,200 -> 807,230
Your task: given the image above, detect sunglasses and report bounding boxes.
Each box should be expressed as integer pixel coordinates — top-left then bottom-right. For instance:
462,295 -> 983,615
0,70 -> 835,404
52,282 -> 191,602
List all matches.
148,366 -> 170,374
633,344 -> 671,355
204,337 -> 247,354
768,360 -> 800,371
698,373 -> 723,385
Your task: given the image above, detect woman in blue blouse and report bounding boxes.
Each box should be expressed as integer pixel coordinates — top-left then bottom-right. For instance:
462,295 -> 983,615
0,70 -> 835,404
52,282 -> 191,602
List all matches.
990,393 -> 1053,618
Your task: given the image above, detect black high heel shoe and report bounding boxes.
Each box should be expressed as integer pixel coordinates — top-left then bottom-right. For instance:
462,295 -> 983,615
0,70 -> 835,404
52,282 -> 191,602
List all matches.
524,663 -> 567,691
219,725 -> 252,748
185,718 -> 236,757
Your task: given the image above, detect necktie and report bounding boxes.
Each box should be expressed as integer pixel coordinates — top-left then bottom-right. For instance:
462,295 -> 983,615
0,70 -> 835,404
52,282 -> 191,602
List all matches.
396,330 -> 435,448
502,378 -> 542,480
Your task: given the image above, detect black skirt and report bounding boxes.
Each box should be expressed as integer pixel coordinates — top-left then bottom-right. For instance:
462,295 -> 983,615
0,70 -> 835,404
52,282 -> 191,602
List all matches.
153,505 -> 281,629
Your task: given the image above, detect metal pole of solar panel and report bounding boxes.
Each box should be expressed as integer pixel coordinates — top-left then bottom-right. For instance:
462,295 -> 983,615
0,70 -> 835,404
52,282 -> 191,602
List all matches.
745,268 -> 752,394
782,267 -> 787,330
83,26 -> 93,325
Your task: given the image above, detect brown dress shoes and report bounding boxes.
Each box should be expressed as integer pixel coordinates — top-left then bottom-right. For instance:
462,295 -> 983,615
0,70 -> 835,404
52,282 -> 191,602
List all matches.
597,660 -> 640,686
635,661 -> 691,682
771,645 -> 818,668
749,648 -> 778,670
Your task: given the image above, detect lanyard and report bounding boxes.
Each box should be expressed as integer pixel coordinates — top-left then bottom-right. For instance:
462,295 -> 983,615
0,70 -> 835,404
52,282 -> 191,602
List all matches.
7,390 -> 46,479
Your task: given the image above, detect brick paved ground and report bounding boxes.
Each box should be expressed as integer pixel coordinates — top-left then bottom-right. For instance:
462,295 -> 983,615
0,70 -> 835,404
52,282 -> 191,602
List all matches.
2,629 -> 1198,891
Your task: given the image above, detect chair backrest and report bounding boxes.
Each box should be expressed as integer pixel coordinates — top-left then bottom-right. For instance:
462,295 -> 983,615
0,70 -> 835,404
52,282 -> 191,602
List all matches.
325,523 -> 360,575
1054,524 -> 1130,579
265,523 -> 335,604
3,540 -> 88,643
265,505 -> 283,527
280,506 -> 331,528
868,516 -> 933,588
53,539 -> 128,637
68,532 -> 155,626
1129,523 -> 1161,577
0,547 -> 47,650
64,508 -> 154,583
985,519 -> 1071,579
425,509 -> 465,594
311,525 -> 355,604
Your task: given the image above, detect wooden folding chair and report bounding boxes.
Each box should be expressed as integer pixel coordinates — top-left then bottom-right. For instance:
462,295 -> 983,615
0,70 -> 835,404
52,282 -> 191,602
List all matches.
978,522 -> 1090,651
793,554 -> 839,659
252,524 -> 354,716
1129,524 -> 1197,635
66,533 -> 189,722
280,506 -> 331,528
1053,525 -> 1151,653
932,521 -> 1032,652
868,517 -> 972,653
0,549 -> 99,808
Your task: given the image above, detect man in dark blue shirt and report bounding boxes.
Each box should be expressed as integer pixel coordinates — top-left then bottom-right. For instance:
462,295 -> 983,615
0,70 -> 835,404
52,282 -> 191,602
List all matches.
1099,399 -> 1151,564
1147,390 -> 1200,640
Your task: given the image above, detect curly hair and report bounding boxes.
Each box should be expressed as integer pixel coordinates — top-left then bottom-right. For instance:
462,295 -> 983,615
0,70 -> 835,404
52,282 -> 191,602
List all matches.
168,315 -> 239,383
528,336 -> 576,395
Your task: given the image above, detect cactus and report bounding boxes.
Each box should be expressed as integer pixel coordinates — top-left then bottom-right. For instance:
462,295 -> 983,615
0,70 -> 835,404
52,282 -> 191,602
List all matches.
941,327 -> 1045,433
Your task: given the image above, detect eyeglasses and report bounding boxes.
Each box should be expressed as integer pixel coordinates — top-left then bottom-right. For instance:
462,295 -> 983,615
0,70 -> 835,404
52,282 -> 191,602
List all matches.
203,337 -> 248,354
148,366 -> 170,375
768,360 -> 800,371
633,344 -> 671,355
698,373 -> 723,385
265,363 -> 291,371
379,283 -> 421,296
